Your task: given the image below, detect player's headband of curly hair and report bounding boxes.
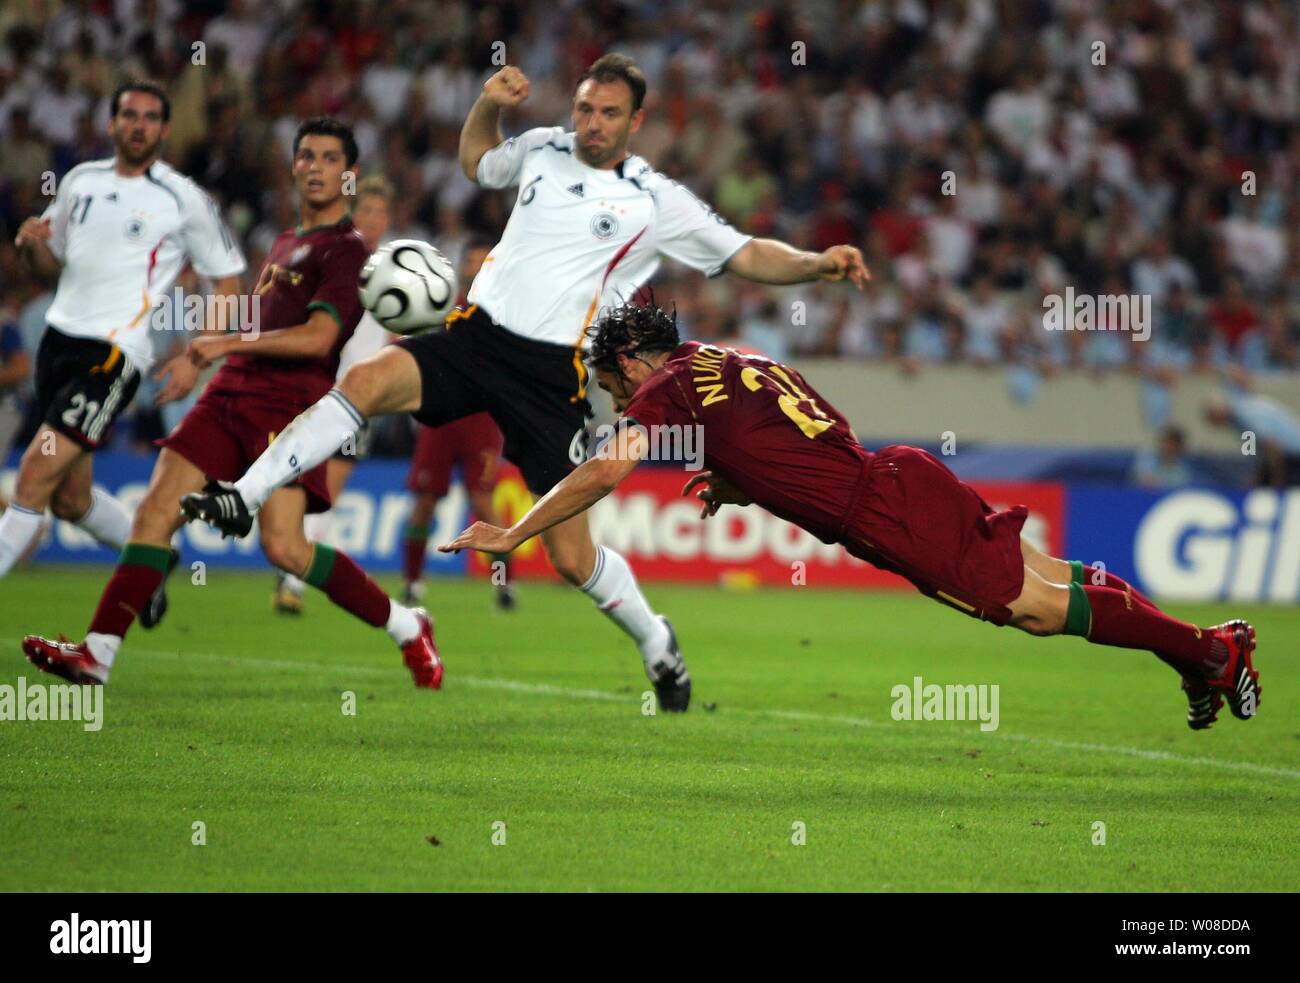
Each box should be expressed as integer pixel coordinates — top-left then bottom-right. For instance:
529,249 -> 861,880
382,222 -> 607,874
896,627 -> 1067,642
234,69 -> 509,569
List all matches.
586,296 -> 681,377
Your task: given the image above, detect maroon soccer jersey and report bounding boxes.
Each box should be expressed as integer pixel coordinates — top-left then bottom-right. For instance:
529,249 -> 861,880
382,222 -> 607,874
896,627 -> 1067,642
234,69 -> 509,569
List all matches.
208,216 -> 369,406
621,342 -> 871,544
621,343 -> 1030,622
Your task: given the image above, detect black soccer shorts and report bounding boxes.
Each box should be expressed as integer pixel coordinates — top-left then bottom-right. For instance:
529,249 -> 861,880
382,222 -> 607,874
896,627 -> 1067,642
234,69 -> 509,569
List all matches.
34,326 -> 142,450
395,305 -> 592,495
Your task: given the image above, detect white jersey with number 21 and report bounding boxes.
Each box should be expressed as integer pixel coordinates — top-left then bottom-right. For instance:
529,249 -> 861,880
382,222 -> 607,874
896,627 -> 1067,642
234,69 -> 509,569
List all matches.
41,158 -> 247,370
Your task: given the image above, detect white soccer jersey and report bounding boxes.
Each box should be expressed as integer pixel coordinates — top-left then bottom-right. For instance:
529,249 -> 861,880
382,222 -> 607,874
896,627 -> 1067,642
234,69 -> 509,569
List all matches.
468,127 -> 752,349
42,158 -> 247,369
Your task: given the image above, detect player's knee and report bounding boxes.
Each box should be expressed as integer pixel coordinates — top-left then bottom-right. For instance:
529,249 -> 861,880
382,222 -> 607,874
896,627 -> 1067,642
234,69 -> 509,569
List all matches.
49,485 -> 90,522
130,489 -> 181,544
1010,612 -> 1055,637
260,532 -> 310,576
544,541 -> 589,586
1010,601 -> 1066,637
14,444 -> 64,508
337,359 -> 387,417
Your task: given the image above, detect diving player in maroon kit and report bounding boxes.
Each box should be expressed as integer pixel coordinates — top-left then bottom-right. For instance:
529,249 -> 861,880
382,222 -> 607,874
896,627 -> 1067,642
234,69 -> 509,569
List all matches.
441,302 -> 1261,730
23,118 -> 440,689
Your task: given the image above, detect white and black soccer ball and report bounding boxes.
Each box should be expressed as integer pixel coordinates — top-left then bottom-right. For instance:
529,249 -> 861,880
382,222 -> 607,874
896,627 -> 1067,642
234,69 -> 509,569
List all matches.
358,239 -> 457,335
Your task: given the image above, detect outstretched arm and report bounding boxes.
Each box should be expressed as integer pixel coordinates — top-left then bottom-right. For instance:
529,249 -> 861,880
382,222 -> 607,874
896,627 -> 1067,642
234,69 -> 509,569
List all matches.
726,239 -> 870,289
441,431 -> 646,554
460,66 -> 530,182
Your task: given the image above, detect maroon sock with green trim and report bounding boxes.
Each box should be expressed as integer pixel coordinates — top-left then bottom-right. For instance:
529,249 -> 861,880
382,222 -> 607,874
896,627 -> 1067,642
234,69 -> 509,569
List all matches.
1070,560 -> 1159,611
1065,582 -> 1225,677
87,543 -> 170,639
303,544 -> 390,627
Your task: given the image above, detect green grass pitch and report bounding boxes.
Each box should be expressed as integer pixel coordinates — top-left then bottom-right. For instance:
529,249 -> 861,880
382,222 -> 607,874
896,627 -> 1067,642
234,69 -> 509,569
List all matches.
1,567 -> 1296,892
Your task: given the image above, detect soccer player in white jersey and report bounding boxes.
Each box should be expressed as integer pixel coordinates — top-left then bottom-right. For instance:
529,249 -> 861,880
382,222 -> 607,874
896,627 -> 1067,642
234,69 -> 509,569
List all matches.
181,54 -> 869,710
3,80 -> 246,628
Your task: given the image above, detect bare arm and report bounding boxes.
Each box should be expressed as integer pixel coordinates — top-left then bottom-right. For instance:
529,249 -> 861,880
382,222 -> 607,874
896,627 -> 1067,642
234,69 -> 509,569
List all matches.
459,66 -> 530,182
726,239 -> 870,289
440,436 -> 645,554
187,308 -> 341,368
154,274 -> 246,403
0,349 -> 30,388
14,217 -> 61,280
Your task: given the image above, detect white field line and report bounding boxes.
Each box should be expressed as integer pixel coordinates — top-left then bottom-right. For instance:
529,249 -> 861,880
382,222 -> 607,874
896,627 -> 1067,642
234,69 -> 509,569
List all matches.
5,640 -> 1298,781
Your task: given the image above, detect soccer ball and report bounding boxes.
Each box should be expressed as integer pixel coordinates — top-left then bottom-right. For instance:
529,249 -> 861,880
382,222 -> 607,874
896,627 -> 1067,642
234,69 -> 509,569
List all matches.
358,239 -> 457,335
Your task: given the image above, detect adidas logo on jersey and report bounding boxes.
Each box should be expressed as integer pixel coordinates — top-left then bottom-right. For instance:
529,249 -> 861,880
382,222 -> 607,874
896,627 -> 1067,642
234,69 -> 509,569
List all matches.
566,183 -> 584,197
106,192 -> 118,202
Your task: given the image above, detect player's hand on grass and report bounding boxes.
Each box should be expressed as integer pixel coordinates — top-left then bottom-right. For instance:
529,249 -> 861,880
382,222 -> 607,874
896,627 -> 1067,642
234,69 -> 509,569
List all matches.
682,470 -> 751,518
154,351 -> 201,404
438,521 -> 516,555
14,217 -> 52,248
187,333 -> 234,369
818,245 -> 870,290
483,66 -> 530,108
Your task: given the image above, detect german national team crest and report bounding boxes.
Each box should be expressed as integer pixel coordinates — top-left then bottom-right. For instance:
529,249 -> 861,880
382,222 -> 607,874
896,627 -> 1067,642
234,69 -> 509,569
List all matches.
591,211 -> 619,240
125,216 -> 146,241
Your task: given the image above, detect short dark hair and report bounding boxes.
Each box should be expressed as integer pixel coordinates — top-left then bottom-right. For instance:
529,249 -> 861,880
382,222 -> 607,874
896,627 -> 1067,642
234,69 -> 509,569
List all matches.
293,116 -> 359,168
587,300 -> 680,376
576,53 -> 647,113
110,79 -> 170,122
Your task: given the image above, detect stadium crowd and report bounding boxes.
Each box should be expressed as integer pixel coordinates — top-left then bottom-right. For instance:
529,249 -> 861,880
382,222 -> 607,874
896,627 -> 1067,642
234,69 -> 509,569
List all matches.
1,0 -> 1298,458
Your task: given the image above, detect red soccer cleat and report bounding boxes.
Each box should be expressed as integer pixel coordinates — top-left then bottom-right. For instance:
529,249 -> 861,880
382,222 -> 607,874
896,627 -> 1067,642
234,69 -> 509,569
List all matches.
22,635 -> 108,685
1205,620 -> 1260,720
401,609 -> 443,689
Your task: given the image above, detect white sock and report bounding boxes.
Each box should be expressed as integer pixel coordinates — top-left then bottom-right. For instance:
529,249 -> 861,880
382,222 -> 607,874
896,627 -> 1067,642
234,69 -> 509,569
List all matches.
580,546 -> 670,660
234,389 -> 363,511
85,631 -> 121,670
281,573 -> 306,597
385,600 -> 421,646
0,502 -> 44,576
75,487 -> 132,551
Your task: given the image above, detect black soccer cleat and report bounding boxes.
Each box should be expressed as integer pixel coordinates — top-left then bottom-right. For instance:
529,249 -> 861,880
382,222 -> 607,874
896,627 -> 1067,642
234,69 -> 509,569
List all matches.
496,583 -> 517,611
647,616 -> 691,712
181,480 -> 254,539
1181,676 -> 1223,731
138,547 -> 181,630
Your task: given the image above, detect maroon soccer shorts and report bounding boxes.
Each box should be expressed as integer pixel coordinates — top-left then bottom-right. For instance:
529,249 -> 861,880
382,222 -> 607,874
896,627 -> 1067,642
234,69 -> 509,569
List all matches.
842,445 -> 1028,625
158,389 -> 331,513
406,412 -> 505,498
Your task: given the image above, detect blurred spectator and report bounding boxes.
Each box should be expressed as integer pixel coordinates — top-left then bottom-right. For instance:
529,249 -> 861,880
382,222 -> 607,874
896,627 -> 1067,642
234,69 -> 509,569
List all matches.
0,0 -> 1294,463
1131,425 -> 1193,489
1205,382 -> 1300,488
0,307 -> 29,462
0,106 -> 50,187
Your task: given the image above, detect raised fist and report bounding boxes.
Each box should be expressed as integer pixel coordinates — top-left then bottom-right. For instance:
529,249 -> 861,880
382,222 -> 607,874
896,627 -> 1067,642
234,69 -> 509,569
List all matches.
482,65 -> 530,108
